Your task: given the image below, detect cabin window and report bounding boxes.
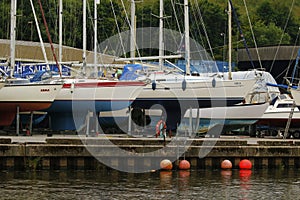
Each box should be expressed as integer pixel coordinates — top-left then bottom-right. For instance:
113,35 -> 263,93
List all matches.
277,103 -> 293,108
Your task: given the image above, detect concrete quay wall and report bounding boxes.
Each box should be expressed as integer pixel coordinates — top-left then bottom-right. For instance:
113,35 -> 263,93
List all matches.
0,137 -> 300,171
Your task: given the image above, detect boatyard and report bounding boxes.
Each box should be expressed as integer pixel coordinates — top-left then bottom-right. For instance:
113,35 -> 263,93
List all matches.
1,1 -> 300,199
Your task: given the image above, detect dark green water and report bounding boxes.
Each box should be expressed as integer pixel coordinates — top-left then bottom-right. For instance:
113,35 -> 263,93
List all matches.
0,169 -> 299,200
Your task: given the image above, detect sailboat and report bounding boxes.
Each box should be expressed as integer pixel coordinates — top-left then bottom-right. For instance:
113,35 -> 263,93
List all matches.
264,49 -> 300,138
41,0 -> 146,131
0,80 -> 62,127
96,0 -> 258,135
124,0 -> 257,132
0,0 -> 63,127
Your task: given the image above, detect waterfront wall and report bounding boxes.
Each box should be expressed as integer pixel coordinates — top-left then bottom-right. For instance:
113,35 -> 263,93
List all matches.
1,137 -> 300,171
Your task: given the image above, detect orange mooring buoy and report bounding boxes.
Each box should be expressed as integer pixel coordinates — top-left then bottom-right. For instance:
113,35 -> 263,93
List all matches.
239,159 -> 252,169
179,160 -> 191,170
160,159 -> 173,170
221,159 -> 232,169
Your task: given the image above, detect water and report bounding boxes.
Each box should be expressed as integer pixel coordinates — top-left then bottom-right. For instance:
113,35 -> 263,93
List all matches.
0,169 -> 300,200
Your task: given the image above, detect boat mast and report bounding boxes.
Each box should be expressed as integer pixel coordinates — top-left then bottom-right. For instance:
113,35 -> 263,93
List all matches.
94,0 -> 99,77
184,0 -> 190,75
10,0 -> 17,77
29,0 -> 50,71
82,0 -> 87,74
59,0 -> 63,73
228,0 -> 232,80
130,0 -> 136,61
159,0 -> 164,70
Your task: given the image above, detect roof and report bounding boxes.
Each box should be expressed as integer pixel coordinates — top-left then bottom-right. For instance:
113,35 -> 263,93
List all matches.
0,39 -> 116,64
237,46 -> 300,62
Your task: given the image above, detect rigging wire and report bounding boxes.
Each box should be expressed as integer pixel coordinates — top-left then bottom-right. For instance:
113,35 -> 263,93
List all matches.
163,1 -> 182,55
192,0 -> 215,61
279,27 -> 300,83
119,0 -> 142,60
110,0 -> 126,57
85,0 -> 103,66
242,0 -> 263,69
170,0 -> 182,34
229,0 -> 254,68
37,0 -> 61,76
269,0 -> 295,73
190,2 -> 206,50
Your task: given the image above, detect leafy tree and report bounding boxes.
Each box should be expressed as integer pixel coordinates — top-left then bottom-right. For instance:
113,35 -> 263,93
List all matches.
193,0 -> 227,60
256,1 -> 276,26
1,0 -> 299,61
0,1 -> 11,39
244,21 -> 291,46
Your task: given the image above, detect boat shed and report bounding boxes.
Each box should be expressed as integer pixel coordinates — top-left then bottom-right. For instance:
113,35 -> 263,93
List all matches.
237,46 -> 300,84
0,39 -> 118,76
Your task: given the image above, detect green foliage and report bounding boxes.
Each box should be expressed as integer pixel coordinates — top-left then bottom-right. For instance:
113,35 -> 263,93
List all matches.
0,0 -> 299,60
245,21 -> 291,46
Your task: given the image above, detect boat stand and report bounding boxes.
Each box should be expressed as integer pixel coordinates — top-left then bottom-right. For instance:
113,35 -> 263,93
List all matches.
16,106 -> 20,136
188,107 -> 200,137
128,106 -> 132,135
16,106 -> 46,136
85,111 -> 98,137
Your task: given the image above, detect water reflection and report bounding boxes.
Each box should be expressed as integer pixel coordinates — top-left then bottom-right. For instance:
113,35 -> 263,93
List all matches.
239,170 -> 252,200
0,169 -> 299,199
177,170 -> 190,191
221,169 -> 232,185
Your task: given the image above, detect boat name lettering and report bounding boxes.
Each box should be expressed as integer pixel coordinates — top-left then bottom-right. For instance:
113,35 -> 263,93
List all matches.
40,88 -> 50,92
234,82 -> 242,85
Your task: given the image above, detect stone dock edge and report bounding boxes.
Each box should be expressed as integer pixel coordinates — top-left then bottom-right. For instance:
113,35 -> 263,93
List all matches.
0,136 -> 299,171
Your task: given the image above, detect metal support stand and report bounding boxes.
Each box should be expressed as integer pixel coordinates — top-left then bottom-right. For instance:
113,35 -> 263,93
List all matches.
95,112 -> 99,135
194,108 -> 200,137
128,106 -> 132,135
284,101 -> 295,139
188,107 -> 192,137
29,111 -> 33,136
86,111 -> 91,137
16,106 -> 20,136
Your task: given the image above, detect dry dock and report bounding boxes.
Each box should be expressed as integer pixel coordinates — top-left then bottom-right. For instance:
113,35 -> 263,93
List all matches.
0,135 -> 300,171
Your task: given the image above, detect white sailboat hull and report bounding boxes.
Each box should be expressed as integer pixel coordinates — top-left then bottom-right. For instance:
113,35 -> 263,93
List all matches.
178,102 -> 269,134
134,75 -> 256,108
0,83 -> 62,126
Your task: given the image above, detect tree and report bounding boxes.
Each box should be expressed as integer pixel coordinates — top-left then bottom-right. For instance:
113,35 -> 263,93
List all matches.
244,21 -> 291,46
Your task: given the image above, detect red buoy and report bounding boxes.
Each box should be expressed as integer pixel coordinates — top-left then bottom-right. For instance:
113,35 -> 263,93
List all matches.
160,159 -> 173,170
179,160 -> 190,170
239,159 -> 252,169
221,159 -> 232,169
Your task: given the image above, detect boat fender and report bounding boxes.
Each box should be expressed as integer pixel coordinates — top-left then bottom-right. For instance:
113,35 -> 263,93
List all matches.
152,81 -> 157,90
212,78 -> 216,88
155,120 -> 166,138
182,79 -> 187,91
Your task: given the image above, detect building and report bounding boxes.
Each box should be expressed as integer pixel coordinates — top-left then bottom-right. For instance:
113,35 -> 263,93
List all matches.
237,46 -> 300,84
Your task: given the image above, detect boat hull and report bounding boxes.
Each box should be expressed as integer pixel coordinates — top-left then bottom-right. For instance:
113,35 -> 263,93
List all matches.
256,111 -> 300,128
98,102 -> 269,135
0,83 -> 62,126
178,102 -> 269,134
132,78 -> 256,131
45,79 -> 145,131
256,94 -> 300,129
